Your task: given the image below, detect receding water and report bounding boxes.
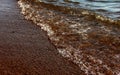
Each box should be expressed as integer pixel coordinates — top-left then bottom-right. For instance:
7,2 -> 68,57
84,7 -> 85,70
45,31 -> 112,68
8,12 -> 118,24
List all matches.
41,0 -> 120,19
18,0 -> 120,75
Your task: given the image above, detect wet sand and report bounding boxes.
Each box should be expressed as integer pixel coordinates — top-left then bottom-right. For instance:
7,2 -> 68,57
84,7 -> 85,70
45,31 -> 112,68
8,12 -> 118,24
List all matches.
0,0 -> 84,75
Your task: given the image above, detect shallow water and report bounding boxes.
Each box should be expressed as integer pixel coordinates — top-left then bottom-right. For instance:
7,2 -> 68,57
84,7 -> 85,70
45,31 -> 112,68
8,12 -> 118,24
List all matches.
18,0 -> 120,75
40,0 -> 120,20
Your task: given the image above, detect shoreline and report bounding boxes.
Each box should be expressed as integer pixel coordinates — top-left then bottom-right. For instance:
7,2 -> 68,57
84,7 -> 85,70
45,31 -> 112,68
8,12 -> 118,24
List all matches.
0,0 -> 84,75
18,0 -> 120,75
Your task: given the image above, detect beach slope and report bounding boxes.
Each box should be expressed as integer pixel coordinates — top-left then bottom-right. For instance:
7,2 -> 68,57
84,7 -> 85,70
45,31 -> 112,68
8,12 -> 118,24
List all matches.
0,0 -> 83,75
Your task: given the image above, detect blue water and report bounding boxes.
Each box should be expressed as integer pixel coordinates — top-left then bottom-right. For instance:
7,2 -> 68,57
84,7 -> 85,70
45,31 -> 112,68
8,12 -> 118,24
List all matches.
41,0 -> 120,19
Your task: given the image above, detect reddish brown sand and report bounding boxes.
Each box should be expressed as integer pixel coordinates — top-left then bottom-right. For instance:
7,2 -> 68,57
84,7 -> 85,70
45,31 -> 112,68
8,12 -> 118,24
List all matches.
0,0 -> 84,75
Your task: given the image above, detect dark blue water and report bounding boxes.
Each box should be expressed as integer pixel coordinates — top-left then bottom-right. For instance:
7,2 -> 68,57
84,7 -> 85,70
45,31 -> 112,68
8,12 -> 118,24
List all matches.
40,0 -> 120,20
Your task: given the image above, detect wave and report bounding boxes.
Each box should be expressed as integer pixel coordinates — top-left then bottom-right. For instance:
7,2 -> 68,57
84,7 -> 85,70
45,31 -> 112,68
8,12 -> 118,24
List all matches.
40,0 -> 120,25
18,0 -> 120,75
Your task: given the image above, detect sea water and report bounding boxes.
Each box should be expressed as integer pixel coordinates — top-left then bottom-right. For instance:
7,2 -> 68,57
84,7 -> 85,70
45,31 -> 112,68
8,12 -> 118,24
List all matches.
41,0 -> 120,19
18,0 -> 120,75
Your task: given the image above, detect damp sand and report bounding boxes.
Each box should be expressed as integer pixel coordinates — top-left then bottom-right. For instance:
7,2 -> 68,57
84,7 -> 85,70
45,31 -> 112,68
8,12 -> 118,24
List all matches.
0,0 -> 83,74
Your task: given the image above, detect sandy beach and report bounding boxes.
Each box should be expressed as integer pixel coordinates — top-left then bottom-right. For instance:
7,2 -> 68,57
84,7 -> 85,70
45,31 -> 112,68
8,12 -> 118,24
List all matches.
0,0 -> 84,75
